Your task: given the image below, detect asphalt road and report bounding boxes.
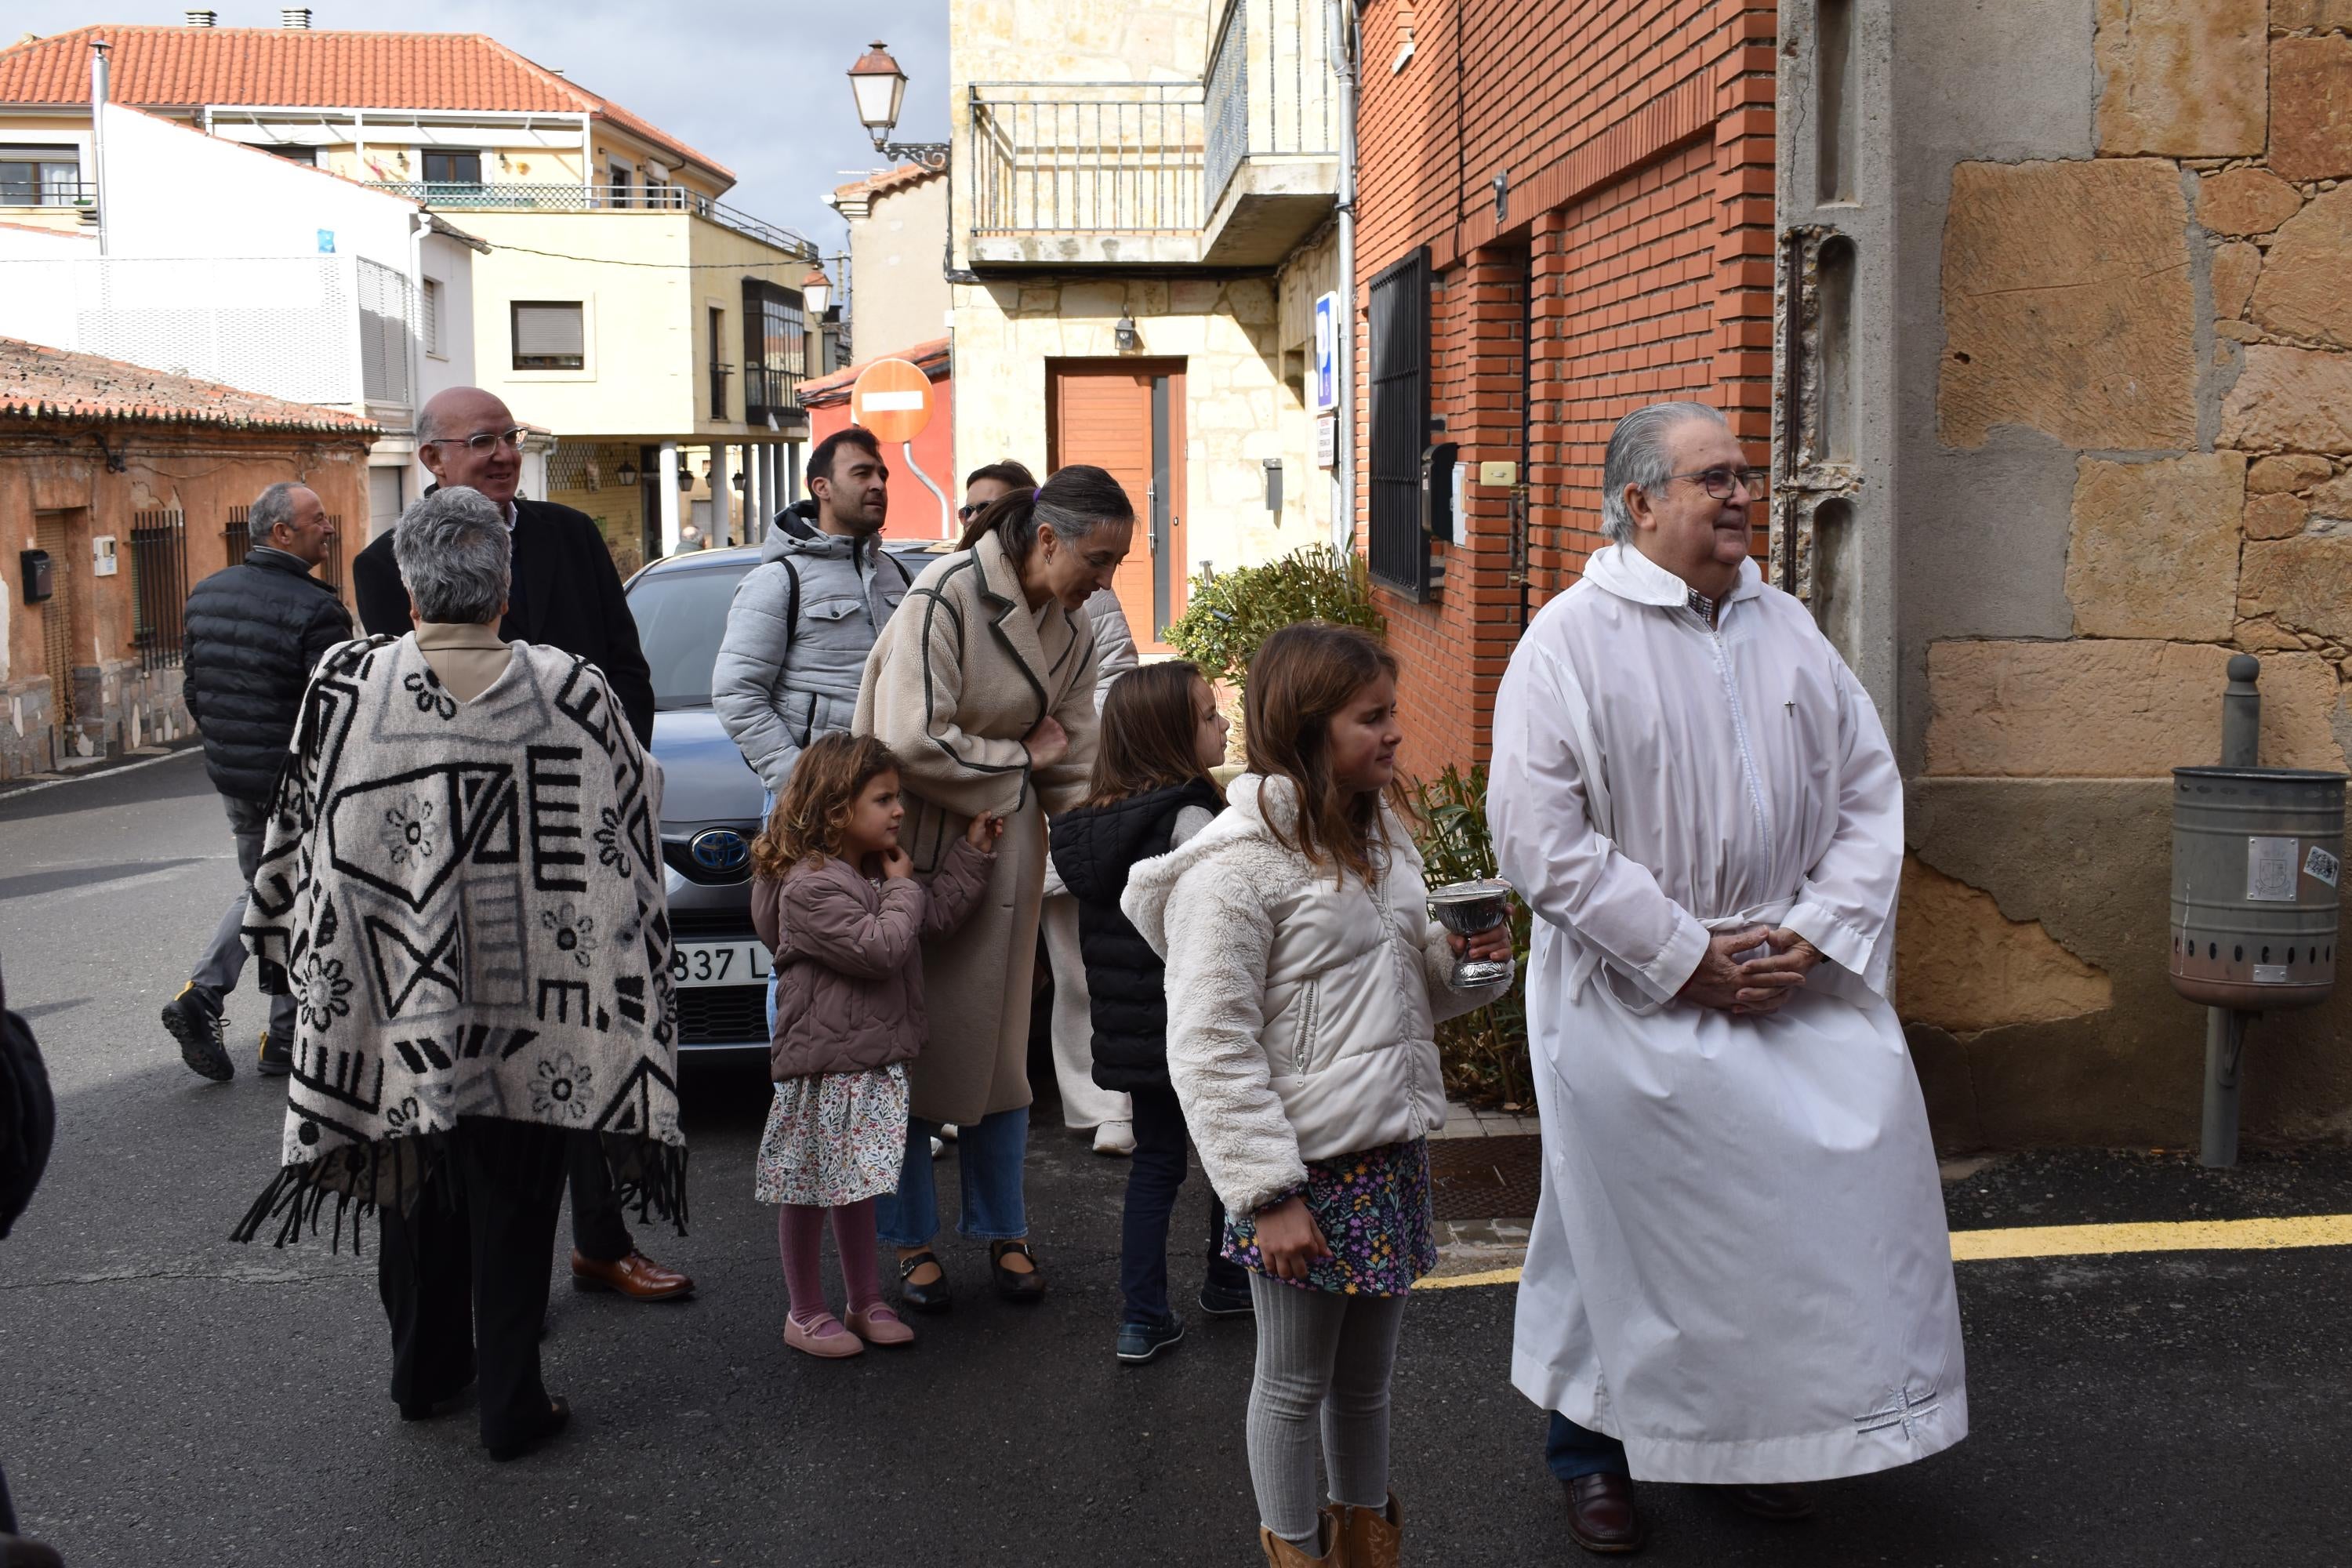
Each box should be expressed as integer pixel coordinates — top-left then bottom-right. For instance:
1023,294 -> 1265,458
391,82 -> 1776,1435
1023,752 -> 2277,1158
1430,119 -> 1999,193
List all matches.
3,750 -> 2350,1566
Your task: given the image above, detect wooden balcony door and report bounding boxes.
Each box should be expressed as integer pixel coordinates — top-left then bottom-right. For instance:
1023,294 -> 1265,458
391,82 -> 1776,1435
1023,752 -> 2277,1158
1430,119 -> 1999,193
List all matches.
1047,359 -> 1186,652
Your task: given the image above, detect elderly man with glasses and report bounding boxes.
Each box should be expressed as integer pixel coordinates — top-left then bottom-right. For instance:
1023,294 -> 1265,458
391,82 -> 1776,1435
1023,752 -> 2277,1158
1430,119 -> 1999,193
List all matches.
351,386 -> 691,1308
1490,401 -> 1965,1555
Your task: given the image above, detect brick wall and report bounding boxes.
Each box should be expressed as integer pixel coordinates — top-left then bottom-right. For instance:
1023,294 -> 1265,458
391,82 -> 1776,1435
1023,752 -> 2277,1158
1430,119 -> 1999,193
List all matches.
1356,0 -> 1777,779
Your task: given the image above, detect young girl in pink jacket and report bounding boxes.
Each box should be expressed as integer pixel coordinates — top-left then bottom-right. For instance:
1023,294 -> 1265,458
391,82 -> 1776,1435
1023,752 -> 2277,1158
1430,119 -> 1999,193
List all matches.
749,731 -> 1000,1359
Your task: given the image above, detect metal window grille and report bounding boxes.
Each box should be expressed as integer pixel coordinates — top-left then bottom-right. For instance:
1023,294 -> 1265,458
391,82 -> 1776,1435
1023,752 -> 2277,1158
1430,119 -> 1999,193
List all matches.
223,505 -> 252,568
129,510 -> 189,673
321,514 -> 346,597
1367,248 -> 1432,601
742,280 -> 805,418
513,301 -> 585,370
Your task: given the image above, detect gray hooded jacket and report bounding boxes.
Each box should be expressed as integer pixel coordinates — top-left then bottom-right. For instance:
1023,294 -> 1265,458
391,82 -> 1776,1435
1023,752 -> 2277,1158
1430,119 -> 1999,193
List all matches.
713,501 -> 913,792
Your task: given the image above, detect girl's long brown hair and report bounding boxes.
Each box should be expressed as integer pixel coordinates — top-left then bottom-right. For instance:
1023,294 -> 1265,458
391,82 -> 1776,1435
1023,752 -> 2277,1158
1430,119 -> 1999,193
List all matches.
1243,622 -> 1407,887
750,731 -> 901,878
1086,660 -> 1223,810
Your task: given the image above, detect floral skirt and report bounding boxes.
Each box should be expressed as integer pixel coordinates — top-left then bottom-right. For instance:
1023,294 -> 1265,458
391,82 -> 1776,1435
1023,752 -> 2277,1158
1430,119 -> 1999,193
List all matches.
753,1065 -> 910,1207
1222,1137 -> 1436,1297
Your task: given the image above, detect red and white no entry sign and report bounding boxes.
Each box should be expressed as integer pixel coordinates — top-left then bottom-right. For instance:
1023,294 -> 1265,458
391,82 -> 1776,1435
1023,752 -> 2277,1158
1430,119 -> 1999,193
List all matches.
850,358 -> 934,444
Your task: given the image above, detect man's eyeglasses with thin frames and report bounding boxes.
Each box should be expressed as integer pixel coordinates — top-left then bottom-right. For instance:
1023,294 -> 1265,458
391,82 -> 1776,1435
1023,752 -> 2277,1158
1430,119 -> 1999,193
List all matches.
1664,466 -> 1769,501
423,426 -> 528,454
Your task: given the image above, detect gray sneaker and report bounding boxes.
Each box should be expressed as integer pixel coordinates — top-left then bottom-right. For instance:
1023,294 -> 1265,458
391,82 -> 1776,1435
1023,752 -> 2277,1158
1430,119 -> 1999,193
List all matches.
161,982 -> 233,1082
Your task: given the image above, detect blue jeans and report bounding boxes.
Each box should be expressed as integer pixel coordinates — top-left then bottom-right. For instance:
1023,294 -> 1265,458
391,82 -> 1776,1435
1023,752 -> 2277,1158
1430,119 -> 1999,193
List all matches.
1546,1411 -> 1630,1480
1121,1084 -> 1247,1323
876,1105 -> 1029,1247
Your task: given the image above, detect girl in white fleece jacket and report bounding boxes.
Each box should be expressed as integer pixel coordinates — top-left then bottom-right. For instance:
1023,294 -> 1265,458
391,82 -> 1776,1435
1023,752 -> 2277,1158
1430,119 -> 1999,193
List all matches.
1123,622 -> 1514,1567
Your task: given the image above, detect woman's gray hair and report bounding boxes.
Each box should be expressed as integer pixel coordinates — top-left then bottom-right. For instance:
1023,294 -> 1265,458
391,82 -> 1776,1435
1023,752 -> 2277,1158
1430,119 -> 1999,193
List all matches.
394,487 -> 512,624
1599,401 -> 1728,543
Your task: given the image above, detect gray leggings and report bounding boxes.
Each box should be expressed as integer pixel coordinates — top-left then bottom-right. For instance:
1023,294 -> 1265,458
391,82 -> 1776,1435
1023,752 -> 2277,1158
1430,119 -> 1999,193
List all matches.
1246,1273 -> 1410,1546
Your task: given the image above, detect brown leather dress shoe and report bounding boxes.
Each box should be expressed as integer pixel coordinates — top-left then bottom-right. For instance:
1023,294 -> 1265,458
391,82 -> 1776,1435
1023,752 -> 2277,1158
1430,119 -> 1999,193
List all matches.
570,1248 -> 695,1301
1563,1473 -> 1647,1555
1726,1483 -> 1815,1520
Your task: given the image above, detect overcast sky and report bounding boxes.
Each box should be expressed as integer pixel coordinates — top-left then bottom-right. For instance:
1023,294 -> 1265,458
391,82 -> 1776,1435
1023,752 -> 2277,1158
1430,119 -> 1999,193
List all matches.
9,1 -> 951,252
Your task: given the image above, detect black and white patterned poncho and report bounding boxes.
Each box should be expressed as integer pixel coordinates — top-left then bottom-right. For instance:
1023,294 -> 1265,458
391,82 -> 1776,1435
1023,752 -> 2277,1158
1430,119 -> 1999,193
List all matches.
232,633 -> 687,1248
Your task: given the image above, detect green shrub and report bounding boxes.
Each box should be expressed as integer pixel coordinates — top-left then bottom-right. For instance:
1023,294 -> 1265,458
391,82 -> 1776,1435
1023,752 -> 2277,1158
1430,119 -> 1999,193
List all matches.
1166,546 -> 1384,688
1408,762 -> 1534,1110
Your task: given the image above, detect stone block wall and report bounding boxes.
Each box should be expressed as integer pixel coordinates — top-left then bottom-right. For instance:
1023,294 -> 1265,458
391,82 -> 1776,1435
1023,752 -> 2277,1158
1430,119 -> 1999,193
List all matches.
1824,0 -> 2352,1148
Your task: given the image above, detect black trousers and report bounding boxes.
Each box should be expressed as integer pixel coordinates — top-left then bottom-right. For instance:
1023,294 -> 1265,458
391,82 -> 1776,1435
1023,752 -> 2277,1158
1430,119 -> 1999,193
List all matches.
377,1118 -> 568,1450
567,1131 -> 635,1262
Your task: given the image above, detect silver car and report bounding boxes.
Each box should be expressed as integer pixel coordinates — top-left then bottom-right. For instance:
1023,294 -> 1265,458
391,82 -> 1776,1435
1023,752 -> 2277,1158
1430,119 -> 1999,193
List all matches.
626,538 -> 944,1052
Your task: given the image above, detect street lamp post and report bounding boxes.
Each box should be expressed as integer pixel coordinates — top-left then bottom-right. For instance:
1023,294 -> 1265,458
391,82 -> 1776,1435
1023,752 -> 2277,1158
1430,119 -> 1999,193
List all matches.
848,42 -> 949,172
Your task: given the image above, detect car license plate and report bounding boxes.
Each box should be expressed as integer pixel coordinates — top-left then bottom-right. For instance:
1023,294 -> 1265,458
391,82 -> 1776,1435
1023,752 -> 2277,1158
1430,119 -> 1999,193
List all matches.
669,940 -> 771,989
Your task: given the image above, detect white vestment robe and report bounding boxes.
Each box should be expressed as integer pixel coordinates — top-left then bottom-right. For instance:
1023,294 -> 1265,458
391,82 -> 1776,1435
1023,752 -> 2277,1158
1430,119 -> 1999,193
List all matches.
1491,543 -> 1965,1483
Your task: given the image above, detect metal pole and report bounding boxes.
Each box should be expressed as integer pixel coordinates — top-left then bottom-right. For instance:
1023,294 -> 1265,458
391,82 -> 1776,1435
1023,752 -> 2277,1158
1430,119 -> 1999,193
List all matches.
1330,0 -> 1359,556
2202,653 -> 2262,1167
89,39 -> 111,256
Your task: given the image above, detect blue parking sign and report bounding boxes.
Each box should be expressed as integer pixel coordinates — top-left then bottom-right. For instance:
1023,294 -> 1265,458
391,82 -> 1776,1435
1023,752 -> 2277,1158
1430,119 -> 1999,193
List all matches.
1312,291 -> 1339,413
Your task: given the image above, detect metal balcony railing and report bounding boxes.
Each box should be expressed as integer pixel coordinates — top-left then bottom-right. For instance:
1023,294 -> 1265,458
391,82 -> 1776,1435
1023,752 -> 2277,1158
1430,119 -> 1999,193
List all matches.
967,83 -> 1206,236
0,178 -> 97,208
1205,0 -> 1338,211
364,182 -> 816,257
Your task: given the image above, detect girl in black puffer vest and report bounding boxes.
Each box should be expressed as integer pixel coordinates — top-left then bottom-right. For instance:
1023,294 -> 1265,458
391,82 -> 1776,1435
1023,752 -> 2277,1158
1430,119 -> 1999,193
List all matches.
1049,661 -> 1254,1363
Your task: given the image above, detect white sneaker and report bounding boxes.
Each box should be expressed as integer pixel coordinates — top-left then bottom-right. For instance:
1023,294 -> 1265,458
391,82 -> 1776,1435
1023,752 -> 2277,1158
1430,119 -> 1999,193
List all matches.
938,1122 -> 959,1142
1092,1120 -> 1136,1157
929,1135 -> 946,1160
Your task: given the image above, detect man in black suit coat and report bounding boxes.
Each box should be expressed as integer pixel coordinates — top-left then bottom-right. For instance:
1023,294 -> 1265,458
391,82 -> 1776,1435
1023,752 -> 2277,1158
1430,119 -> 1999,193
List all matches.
354,387 -> 691,1305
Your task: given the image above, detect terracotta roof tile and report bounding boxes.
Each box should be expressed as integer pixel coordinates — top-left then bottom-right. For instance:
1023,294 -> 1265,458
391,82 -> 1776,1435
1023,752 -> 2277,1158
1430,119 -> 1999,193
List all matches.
0,25 -> 732,182
0,335 -> 379,435
830,162 -> 946,201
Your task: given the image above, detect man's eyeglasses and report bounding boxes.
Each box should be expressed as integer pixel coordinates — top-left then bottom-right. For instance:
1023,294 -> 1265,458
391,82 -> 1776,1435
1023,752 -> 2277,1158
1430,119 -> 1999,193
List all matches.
1664,466 -> 1768,502
423,426 -> 527,454
957,503 -> 982,521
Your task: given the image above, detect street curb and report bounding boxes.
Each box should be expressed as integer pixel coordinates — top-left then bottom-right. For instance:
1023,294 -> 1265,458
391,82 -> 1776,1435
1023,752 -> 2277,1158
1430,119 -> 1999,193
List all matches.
0,742 -> 201,801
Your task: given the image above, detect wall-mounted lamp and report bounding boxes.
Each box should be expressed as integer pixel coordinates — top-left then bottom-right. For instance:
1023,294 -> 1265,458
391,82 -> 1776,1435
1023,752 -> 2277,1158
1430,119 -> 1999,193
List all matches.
615,458 -> 640,487
677,466 -> 696,492
802,264 -> 833,319
1114,314 -> 1140,352
731,469 -> 748,493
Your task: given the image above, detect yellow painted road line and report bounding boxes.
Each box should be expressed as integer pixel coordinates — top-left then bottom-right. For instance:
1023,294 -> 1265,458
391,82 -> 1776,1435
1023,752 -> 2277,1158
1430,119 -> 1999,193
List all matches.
1415,1212 -> 2352,1290
1947,1211 -> 2352,1261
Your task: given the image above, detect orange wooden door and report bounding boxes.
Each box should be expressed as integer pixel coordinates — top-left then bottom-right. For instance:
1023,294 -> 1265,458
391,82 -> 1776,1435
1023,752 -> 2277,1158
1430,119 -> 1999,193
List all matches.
1047,359 -> 1186,652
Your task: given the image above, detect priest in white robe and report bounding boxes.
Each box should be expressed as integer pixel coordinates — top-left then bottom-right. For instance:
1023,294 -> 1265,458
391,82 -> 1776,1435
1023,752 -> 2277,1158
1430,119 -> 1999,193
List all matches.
1490,401 -> 1965,1555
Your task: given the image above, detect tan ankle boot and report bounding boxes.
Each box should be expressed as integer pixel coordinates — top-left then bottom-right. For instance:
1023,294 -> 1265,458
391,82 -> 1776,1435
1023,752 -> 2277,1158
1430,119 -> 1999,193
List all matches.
1336,1494 -> 1401,1567
1258,1514 -> 1341,1566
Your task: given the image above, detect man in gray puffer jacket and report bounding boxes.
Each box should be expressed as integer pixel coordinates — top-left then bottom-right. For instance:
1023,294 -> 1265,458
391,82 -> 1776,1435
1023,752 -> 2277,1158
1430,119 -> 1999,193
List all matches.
713,426 -> 913,793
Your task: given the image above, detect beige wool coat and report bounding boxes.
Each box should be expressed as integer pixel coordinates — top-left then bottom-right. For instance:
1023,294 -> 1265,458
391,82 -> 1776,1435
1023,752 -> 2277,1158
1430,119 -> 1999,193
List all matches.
853,528 -> 1102,1124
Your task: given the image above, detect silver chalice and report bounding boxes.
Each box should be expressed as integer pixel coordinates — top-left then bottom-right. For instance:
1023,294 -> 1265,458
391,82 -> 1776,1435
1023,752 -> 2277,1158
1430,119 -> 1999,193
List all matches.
1427,878 -> 1517,989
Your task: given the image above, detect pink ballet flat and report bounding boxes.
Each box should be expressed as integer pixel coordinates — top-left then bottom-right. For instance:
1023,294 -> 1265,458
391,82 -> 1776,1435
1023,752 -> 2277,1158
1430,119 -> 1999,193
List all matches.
783,1312 -> 866,1359
845,1305 -> 916,1347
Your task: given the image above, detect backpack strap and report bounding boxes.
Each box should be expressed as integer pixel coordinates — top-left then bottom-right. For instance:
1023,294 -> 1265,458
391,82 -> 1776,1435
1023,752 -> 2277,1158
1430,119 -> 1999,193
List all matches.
777,555 -> 801,654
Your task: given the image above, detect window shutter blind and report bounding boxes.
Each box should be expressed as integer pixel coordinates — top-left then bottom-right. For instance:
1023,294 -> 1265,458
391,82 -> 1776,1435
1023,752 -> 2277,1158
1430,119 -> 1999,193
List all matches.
514,303 -> 583,358
423,279 -> 441,356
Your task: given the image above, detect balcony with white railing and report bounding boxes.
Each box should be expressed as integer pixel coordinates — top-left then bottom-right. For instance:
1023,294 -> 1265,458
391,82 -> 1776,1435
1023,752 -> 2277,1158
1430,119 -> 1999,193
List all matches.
0,253 -> 413,418
964,0 -> 1338,268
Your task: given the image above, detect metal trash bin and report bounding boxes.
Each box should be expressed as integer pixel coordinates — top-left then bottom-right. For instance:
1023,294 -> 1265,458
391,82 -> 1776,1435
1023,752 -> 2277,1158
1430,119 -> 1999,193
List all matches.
2169,765 -> 2347,1011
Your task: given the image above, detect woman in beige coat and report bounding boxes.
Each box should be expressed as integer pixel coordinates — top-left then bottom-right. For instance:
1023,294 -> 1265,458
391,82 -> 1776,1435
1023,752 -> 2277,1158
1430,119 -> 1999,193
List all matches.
854,463 -> 1135,1308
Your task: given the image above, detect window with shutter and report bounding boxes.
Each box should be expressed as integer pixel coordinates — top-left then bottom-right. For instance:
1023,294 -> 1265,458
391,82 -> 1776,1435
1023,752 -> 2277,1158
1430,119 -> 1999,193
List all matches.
422,149 -> 482,186
422,278 -> 443,358
1367,247 -> 1432,601
512,301 -> 584,370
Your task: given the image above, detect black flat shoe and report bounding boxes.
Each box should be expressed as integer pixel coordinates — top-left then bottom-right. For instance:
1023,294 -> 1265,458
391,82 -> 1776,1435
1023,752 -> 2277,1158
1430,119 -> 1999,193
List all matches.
1726,1483 -> 1814,1521
989,1238 -> 1047,1302
897,1249 -> 952,1314
397,1381 -> 474,1422
486,1396 -> 569,1462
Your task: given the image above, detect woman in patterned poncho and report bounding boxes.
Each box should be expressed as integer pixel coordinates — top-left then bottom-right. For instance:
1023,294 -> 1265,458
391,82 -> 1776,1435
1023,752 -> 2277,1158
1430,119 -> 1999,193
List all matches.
233,486 -> 685,1461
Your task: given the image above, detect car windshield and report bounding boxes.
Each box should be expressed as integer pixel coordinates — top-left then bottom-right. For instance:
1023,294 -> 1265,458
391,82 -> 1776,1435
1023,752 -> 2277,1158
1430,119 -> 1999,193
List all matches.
630,562 -> 752,710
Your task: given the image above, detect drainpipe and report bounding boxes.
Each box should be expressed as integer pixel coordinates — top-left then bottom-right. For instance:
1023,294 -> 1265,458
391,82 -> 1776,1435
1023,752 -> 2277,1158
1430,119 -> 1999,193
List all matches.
89,38 -> 111,255
407,208 -> 432,443
1330,1 -> 1360,555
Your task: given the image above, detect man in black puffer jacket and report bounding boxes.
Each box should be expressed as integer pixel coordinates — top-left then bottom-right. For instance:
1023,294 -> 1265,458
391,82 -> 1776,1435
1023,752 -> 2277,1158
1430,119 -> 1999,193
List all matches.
1050,769 -> 1255,1361
162,481 -> 351,1083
